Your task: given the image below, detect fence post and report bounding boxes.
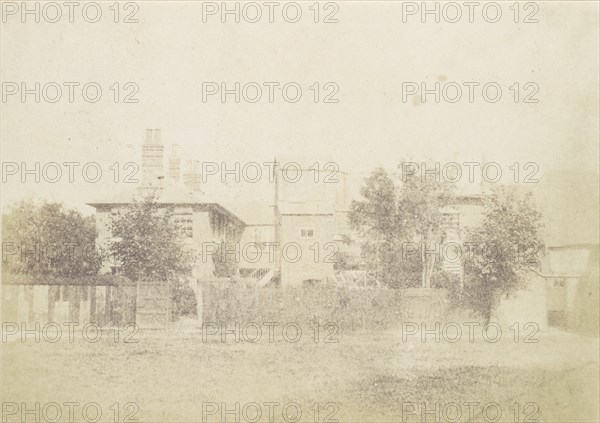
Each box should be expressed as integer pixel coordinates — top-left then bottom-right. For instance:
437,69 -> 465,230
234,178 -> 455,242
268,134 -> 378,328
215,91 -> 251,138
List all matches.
362,292 -> 366,330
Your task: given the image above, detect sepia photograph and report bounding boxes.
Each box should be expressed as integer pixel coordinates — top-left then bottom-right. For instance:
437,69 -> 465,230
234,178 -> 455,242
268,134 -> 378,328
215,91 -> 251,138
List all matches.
1,1 -> 599,422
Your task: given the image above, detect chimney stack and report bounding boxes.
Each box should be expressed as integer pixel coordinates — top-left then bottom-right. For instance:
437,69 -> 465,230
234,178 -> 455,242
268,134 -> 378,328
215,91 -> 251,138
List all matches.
168,144 -> 181,183
141,128 -> 165,186
145,129 -> 153,145
183,160 -> 201,193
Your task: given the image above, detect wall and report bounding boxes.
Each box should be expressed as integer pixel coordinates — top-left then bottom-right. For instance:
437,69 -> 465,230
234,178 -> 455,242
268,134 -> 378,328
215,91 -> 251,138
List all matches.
237,225 -> 277,270
279,214 -> 337,285
547,247 -> 590,275
192,208 -> 214,278
544,246 -> 599,334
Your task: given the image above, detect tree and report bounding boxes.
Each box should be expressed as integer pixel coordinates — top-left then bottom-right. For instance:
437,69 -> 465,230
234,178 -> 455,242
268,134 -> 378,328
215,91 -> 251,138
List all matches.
459,186 -> 544,323
110,195 -> 197,319
2,200 -> 101,277
110,195 -> 193,282
348,168 -> 410,287
348,164 -> 455,288
397,163 -> 456,288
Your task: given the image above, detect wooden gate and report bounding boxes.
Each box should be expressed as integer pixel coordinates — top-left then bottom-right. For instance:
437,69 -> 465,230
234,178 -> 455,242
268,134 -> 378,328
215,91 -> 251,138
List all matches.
136,282 -> 171,329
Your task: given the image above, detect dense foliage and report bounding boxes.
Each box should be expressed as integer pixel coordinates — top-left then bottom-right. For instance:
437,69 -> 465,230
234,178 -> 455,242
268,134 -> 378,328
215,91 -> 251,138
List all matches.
2,200 -> 101,277
348,165 -> 455,288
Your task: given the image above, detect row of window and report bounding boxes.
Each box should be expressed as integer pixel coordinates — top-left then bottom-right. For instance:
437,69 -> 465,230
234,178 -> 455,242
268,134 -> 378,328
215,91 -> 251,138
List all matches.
173,212 -> 194,238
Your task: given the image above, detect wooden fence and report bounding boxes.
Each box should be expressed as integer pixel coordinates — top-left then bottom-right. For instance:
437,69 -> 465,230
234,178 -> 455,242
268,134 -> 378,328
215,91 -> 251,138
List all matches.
2,280 -> 136,327
2,277 -> 453,331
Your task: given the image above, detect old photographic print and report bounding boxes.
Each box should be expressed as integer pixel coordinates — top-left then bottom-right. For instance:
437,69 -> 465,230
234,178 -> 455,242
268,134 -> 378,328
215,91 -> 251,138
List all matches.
1,1 -> 599,422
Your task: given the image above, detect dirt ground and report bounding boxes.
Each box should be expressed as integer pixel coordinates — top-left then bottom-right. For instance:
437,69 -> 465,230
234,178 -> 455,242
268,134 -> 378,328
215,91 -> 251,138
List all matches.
1,323 -> 598,422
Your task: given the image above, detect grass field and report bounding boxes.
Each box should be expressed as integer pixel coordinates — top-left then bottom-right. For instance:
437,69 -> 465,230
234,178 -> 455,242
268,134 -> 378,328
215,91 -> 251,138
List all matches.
1,323 -> 598,422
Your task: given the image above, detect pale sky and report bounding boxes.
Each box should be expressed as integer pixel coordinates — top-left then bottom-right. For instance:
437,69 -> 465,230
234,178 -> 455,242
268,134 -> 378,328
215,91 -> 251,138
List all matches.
1,1 -> 599,218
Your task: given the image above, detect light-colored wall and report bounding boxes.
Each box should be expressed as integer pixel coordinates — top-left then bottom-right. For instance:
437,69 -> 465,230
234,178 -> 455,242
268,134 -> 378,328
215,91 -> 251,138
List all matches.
192,209 -> 214,279
95,207 -> 118,274
547,248 -> 590,275
237,225 -> 277,269
279,214 -> 337,286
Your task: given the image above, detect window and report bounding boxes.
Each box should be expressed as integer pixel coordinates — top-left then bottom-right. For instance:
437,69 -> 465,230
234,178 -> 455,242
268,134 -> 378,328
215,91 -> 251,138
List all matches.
300,228 -> 314,238
173,212 -> 194,238
441,212 -> 460,228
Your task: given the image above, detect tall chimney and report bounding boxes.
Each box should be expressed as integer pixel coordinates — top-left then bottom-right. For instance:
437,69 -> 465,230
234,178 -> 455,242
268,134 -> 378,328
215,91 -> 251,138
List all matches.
168,144 -> 181,183
141,128 -> 164,186
183,160 -> 201,193
145,129 -> 153,145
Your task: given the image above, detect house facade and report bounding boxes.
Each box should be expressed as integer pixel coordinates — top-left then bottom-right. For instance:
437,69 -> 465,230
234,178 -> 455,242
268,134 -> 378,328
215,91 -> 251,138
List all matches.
542,243 -> 599,332
87,129 -> 349,287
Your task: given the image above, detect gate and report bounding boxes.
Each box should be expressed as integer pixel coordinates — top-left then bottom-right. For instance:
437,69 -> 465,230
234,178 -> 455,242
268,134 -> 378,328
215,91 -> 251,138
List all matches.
136,282 -> 171,329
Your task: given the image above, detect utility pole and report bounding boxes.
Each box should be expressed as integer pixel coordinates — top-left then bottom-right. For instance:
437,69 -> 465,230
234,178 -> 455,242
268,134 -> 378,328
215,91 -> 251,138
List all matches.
273,158 -> 281,282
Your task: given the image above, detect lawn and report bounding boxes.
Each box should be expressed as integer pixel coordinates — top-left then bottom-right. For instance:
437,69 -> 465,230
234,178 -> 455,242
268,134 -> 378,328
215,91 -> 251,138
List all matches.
1,324 -> 598,422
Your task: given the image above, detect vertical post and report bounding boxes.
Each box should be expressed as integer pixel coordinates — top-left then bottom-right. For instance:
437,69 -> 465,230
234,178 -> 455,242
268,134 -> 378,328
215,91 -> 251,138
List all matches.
106,285 -> 112,326
133,281 -> 138,326
196,279 -> 203,327
90,286 -> 97,324
274,158 -> 282,283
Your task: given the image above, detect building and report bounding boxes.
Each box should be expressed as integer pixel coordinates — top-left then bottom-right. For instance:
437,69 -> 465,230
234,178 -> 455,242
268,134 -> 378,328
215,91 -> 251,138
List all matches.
87,129 -> 349,288
438,193 -> 486,278
542,243 -> 599,333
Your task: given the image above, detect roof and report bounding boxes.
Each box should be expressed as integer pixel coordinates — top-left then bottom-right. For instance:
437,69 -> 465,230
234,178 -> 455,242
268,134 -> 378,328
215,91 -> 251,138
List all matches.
86,183 -> 245,226
86,183 -> 220,206
547,243 -> 600,251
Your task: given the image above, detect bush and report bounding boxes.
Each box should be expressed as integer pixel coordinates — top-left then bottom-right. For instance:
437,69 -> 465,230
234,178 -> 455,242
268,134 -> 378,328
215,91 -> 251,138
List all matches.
171,281 -> 198,319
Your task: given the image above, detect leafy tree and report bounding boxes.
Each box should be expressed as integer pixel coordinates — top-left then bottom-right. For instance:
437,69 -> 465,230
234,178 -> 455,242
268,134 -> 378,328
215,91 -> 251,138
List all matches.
349,164 -> 455,288
2,200 -> 101,277
459,186 -> 544,323
397,163 -> 456,288
110,195 -> 196,319
349,168 -> 405,287
110,195 -> 194,282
